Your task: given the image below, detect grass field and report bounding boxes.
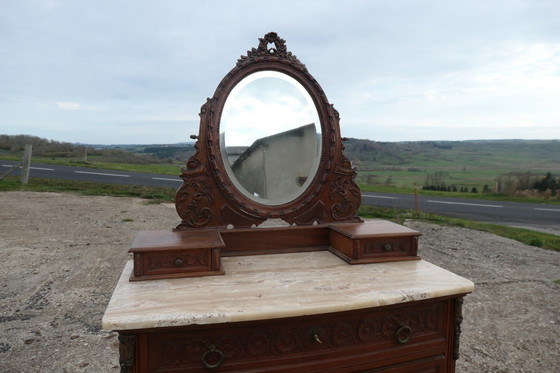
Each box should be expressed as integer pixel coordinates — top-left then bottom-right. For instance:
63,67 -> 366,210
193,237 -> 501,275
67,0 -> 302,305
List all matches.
1,176 -> 559,252
0,153 -> 182,175
349,140 -> 559,192
2,139 -> 559,205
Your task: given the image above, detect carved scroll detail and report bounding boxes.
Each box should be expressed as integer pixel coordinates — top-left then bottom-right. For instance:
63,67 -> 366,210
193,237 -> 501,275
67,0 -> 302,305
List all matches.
185,142 -> 202,171
175,177 -> 215,229
238,32 -> 304,68
329,154 -> 361,221
453,297 -> 464,360
175,33 -> 362,228
118,334 -> 136,373
152,302 -> 442,369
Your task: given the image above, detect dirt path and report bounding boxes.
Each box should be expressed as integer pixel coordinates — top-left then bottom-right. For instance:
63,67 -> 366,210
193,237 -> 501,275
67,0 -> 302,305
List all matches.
0,192 -> 559,372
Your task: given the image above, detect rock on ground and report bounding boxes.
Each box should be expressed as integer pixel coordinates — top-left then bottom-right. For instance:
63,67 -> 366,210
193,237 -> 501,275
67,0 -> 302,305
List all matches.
0,191 -> 559,372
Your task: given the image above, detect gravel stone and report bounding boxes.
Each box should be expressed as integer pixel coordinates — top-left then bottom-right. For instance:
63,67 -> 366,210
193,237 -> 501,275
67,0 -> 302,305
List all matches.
0,191 -> 558,372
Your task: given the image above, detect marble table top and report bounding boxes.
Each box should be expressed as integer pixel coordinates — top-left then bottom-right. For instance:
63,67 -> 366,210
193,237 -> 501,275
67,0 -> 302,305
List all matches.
102,251 -> 474,331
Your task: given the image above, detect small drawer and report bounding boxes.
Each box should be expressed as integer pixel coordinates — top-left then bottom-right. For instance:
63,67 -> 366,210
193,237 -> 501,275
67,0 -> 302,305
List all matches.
329,220 -> 421,264
129,230 -> 225,280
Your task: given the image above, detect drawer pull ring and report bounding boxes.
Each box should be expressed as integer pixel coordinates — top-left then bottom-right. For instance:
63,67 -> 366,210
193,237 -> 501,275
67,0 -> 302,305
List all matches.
174,257 -> 183,266
313,333 -> 323,344
396,323 -> 412,344
201,345 -> 224,370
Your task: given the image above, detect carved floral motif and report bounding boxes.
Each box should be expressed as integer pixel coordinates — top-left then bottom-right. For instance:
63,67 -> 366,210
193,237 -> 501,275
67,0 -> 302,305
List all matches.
238,32 -> 304,68
153,302 -> 443,369
175,178 -> 214,228
146,252 -> 208,271
175,32 -> 361,228
327,152 -> 361,221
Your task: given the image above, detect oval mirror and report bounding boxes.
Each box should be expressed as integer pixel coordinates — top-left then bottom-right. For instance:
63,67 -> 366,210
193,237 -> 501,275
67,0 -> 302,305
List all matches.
220,71 -> 322,205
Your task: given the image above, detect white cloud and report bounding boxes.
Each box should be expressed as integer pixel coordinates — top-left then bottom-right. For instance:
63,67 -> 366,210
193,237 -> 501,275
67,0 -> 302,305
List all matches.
2,1 -> 560,143
56,102 -> 81,110
56,102 -> 98,111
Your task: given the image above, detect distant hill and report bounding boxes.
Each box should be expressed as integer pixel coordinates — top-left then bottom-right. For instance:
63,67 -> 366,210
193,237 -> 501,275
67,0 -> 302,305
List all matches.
2,134 -> 558,192
0,134 -> 195,164
343,138 -> 559,191
344,138 -> 559,168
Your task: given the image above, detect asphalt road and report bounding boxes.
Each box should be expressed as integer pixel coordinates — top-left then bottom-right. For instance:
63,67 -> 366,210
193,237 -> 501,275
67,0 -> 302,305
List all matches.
3,160 -> 559,234
1,160 -> 184,189
362,192 -> 560,235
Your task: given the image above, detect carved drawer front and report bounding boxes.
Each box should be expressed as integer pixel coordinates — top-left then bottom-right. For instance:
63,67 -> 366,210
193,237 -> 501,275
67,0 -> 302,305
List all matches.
146,299 -> 450,372
139,248 -> 215,275
356,236 -> 416,259
329,221 -> 421,264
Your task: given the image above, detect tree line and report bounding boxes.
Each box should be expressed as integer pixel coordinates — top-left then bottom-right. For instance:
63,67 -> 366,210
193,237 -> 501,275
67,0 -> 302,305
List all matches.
0,134 -> 194,164
496,172 -> 559,197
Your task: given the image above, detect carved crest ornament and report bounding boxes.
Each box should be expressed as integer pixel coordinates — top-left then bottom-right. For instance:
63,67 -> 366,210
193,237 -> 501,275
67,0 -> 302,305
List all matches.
175,32 -> 362,230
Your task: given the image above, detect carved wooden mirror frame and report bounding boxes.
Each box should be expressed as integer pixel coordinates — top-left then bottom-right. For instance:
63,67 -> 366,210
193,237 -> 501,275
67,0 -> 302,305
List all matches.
175,32 -> 361,230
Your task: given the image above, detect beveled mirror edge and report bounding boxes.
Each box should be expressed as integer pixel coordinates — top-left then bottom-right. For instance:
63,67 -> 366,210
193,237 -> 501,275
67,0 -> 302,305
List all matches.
219,70 -> 322,206
175,32 -> 362,230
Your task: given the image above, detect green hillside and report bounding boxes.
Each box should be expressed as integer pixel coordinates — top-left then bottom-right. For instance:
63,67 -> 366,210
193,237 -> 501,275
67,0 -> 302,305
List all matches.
344,139 -> 559,193
2,134 -> 558,197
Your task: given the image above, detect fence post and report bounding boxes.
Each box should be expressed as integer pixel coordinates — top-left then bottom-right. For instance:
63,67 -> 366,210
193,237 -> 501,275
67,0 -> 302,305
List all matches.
414,182 -> 420,213
21,144 -> 32,184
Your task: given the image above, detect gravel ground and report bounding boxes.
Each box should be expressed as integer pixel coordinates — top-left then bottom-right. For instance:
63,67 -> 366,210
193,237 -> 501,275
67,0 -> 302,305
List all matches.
0,191 -> 559,372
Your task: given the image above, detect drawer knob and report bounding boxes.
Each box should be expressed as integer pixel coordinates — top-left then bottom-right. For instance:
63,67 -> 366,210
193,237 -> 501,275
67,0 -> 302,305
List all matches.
201,345 -> 224,370
396,323 -> 412,344
383,243 -> 393,251
174,257 -> 184,266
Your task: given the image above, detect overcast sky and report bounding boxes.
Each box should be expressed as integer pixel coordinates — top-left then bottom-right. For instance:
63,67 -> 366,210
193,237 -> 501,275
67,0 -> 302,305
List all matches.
1,0 -> 559,144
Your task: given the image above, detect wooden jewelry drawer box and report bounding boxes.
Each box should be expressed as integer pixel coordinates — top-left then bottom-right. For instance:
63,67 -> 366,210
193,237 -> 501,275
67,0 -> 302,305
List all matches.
129,230 -> 225,281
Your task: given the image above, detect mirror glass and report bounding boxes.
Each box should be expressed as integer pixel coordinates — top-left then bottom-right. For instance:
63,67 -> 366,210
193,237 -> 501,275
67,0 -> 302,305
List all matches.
220,71 -> 322,205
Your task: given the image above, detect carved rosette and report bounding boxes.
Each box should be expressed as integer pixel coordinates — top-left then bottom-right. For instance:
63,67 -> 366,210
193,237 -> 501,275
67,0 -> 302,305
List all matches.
152,302 -> 443,370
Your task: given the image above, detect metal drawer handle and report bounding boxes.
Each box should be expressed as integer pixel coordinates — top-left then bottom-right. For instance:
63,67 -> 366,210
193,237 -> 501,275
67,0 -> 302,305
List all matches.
174,257 -> 183,266
396,323 -> 412,344
201,345 -> 224,370
310,327 -> 323,344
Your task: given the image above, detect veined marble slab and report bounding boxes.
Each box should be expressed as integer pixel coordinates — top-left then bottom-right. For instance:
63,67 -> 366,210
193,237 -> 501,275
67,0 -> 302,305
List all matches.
102,251 -> 474,331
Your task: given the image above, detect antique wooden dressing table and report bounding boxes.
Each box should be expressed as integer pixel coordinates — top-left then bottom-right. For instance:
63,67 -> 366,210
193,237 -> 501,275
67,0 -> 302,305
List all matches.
103,33 -> 474,372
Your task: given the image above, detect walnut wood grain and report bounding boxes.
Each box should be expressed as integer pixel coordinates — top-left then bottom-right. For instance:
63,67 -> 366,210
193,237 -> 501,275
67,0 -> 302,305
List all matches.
118,296 -> 464,373
128,230 -> 225,280
175,32 -> 361,229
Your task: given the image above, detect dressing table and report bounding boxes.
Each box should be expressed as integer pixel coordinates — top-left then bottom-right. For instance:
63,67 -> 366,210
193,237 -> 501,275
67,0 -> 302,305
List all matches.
103,33 -> 473,372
